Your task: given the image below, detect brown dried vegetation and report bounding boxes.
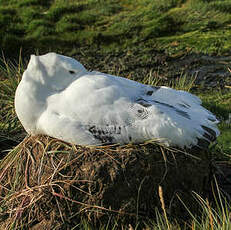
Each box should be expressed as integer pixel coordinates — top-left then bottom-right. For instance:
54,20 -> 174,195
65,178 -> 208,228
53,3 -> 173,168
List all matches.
0,135 -> 210,229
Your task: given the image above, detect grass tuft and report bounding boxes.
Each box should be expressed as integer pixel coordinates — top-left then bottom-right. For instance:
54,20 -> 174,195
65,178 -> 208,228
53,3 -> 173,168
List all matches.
0,52 -> 26,152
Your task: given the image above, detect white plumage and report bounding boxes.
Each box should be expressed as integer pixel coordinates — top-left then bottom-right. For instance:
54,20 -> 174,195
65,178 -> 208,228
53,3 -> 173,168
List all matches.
15,53 -> 219,148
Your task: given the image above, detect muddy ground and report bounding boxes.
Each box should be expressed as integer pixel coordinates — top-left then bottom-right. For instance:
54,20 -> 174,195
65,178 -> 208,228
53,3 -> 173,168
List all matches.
70,49 -> 231,90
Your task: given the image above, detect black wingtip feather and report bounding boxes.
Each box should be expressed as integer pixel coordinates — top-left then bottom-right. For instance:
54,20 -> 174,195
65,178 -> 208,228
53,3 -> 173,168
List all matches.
201,125 -> 217,142
196,137 -> 211,149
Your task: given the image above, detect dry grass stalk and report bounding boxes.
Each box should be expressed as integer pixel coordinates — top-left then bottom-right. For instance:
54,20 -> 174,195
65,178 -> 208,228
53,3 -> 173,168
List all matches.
206,199 -> 214,230
158,186 -> 170,230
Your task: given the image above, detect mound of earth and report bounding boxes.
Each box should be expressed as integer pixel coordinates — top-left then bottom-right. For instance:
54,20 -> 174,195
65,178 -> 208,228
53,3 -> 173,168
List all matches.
0,135 -> 211,229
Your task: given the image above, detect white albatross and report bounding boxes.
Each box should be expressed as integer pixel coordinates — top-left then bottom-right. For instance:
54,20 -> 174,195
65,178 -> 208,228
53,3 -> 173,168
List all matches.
15,52 -> 219,149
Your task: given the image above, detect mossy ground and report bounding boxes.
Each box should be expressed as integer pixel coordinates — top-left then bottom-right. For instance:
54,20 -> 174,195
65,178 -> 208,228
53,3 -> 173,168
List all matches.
1,0 -> 231,57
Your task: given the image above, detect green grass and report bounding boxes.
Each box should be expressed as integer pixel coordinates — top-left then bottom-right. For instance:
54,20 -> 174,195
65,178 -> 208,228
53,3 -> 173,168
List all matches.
199,90 -> 231,154
1,0 -> 231,57
0,52 -> 26,148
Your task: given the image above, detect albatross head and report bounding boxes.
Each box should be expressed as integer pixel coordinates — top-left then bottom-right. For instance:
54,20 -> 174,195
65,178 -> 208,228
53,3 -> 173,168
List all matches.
27,52 -> 87,91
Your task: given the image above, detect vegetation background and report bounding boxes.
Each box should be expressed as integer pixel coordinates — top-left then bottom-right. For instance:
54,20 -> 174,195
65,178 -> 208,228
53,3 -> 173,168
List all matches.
1,0 -> 231,56
0,0 -> 231,229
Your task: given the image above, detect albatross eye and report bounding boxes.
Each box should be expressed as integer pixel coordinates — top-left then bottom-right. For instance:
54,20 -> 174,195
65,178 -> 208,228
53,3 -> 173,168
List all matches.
69,70 -> 75,74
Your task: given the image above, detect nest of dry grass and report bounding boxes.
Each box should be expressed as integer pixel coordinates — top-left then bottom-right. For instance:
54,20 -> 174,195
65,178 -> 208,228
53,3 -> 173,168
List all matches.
0,135 -> 211,229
